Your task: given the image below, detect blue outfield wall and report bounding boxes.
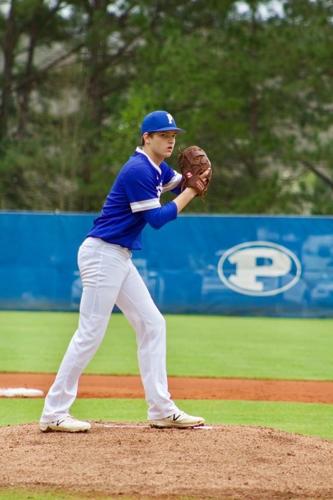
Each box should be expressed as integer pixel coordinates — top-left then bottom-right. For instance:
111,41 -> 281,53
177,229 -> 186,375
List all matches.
1,211 -> 333,317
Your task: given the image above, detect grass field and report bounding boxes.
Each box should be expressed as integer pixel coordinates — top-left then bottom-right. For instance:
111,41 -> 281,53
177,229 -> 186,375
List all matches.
1,310 -> 333,440
2,310 -> 333,379
1,398 -> 333,440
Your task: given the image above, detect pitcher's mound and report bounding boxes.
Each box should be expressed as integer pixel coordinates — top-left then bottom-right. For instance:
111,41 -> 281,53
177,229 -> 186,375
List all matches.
1,423 -> 333,499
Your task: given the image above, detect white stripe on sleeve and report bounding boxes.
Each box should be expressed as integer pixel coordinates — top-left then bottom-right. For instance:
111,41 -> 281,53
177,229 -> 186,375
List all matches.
130,198 -> 161,213
162,172 -> 182,193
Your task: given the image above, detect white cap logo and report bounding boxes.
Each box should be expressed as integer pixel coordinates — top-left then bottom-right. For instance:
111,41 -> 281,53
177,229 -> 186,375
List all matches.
166,113 -> 174,124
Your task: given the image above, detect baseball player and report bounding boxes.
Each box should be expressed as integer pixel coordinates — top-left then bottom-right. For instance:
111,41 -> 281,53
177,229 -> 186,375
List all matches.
39,110 -> 211,432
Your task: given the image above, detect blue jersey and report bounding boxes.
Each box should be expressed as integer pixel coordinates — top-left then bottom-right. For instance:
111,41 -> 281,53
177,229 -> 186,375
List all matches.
88,148 -> 182,250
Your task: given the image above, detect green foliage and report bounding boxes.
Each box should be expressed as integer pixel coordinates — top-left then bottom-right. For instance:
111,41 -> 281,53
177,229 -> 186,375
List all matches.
0,0 -> 333,213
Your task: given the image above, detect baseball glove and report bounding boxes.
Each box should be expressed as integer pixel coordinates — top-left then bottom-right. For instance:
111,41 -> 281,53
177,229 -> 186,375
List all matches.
178,145 -> 212,197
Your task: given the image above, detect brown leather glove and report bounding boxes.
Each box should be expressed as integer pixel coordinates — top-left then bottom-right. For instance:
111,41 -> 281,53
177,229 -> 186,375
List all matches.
183,171 -> 208,196
178,145 -> 212,196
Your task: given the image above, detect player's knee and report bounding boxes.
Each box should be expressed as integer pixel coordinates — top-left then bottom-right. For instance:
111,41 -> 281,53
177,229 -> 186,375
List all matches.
144,311 -> 166,334
155,313 -> 166,332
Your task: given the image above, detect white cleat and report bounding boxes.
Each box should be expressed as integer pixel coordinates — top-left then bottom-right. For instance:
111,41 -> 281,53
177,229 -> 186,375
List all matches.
39,415 -> 91,433
149,411 -> 205,429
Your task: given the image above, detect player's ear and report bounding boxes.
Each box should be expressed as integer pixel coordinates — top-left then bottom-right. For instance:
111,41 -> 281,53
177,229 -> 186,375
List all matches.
142,132 -> 150,145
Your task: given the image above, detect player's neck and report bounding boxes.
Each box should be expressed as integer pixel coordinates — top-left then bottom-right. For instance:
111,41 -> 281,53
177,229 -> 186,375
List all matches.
142,145 -> 164,166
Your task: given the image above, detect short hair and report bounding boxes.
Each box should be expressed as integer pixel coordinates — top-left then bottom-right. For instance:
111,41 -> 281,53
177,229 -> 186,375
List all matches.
141,132 -> 154,146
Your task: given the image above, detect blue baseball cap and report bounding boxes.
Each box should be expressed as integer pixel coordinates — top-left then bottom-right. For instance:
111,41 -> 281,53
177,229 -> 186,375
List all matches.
140,110 -> 184,134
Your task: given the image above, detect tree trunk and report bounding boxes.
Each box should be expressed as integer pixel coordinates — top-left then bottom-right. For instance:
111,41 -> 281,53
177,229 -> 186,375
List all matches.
17,27 -> 37,137
86,0 -> 109,129
0,0 -> 18,140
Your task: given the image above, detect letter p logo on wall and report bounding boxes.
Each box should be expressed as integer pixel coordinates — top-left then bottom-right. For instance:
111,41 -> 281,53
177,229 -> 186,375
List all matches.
217,241 -> 301,296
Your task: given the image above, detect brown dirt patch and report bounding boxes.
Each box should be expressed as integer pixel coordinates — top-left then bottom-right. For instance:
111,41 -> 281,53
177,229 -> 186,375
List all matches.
1,372 -> 333,403
1,423 -> 333,499
2,374 -> 333,498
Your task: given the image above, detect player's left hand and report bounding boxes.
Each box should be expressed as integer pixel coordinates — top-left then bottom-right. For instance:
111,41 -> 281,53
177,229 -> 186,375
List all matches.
178,145 -> 212,197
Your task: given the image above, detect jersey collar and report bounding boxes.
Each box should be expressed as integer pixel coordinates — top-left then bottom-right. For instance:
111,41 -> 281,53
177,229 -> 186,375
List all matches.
136,147 -> 162,175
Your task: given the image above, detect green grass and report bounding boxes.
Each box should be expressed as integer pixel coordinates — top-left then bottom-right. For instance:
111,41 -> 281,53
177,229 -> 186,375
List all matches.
0,490 -> 84,500
1,311 -> 333,379
0,489 -> 146,500
0,491 -> 198,500
1,398 -> 333,441
1,311 -> 333,498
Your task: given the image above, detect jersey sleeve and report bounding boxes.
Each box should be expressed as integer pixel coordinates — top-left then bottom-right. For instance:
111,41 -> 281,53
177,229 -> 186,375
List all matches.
161,164 -> 182,194
143,202 -> 178,229
124,165 -> 161,213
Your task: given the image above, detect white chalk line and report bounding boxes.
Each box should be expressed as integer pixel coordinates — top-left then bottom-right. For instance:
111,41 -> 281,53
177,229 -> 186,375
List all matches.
0,387 -> 44,397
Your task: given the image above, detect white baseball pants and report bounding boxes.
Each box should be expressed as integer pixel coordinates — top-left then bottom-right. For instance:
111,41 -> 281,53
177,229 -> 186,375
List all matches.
41,237 -> 179,422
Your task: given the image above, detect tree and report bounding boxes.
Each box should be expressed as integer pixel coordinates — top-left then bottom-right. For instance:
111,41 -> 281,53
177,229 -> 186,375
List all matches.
0,0 -> 333,214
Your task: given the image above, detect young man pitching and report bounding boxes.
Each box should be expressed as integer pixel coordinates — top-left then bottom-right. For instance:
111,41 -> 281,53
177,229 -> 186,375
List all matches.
39,110 -> 211,432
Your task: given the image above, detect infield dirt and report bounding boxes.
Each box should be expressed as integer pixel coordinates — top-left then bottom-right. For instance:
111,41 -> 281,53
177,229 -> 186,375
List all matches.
2,374 -> 333,499
2,372 -> 333,402
1,422 -> 333,499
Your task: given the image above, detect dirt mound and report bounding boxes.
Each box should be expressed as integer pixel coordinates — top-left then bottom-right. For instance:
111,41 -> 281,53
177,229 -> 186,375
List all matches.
1,423 -> 333,499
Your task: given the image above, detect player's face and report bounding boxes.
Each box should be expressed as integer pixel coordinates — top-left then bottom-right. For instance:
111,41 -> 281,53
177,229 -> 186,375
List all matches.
147,131 -> 177,161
